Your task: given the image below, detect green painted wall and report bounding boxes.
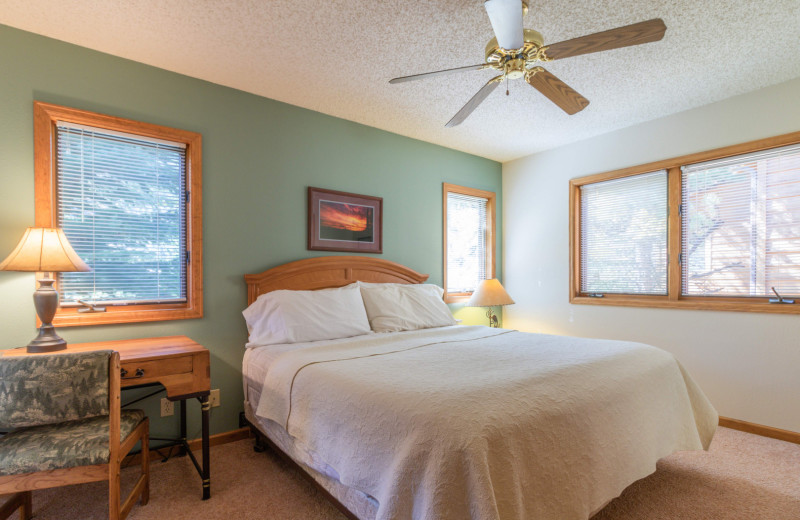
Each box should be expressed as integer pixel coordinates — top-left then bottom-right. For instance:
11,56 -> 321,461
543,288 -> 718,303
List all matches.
0,25 -> 502,438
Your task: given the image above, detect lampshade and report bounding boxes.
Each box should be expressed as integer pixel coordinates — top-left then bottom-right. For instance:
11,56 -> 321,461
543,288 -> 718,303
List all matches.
466,279 -> 515,307
0,227 -> 90,273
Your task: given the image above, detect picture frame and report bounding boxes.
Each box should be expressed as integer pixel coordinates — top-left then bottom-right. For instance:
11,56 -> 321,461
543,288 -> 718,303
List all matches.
307,187 -> 383,253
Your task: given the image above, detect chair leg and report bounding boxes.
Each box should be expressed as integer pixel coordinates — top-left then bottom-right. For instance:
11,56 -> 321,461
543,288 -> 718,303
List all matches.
118,418 -> 150,520
21,492 -> 31,520
109,461 -> 121,520
0,492 -> 32,520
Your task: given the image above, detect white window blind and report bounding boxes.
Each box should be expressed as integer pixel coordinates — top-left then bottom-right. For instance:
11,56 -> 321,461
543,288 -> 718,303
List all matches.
682,143 -> 800,297
56,122 -> 188,305
580,171 -> 668,295
447,192 -> 488,293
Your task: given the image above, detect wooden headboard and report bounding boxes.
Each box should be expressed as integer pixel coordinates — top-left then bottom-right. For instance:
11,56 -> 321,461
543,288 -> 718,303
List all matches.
244,256 -> 429,305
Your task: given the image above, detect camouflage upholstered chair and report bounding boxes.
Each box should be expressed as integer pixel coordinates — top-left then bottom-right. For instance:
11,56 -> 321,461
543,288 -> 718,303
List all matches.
0,350 -> 149,520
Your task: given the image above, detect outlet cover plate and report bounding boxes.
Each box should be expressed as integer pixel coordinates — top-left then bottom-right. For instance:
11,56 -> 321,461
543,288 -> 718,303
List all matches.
160,398 -> 174,417
209,389 -> 221,407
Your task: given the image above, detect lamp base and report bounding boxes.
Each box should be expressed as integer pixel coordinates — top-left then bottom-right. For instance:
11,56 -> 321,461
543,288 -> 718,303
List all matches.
27,277 -> 67,353
26,325 -> 67,353
486,308 -> 499,328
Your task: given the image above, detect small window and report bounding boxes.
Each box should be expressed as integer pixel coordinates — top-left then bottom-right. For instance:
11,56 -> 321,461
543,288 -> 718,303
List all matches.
443,183 -> 496,302
34,102 -> 202,326
682,143 -> 800,298
580,170 -> 668,295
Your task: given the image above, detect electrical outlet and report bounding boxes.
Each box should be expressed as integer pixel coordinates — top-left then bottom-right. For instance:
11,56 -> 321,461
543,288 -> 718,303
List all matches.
209,389 -> 221,408
160,398 -> 174,417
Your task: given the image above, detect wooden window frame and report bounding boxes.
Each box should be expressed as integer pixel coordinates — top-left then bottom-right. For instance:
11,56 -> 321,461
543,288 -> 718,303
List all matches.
443,183 -> 496,303
570,130 -> 800,315
34,101 -> 203,327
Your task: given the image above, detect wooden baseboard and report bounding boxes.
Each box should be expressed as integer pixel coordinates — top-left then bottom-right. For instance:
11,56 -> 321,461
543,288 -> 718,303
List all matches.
719,416 -> 800,445
124,427 -> 251,466
186,427 -> 251,451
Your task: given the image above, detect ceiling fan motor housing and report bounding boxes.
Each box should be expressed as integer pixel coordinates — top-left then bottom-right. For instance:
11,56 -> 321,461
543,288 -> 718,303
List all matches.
485,28 -> 547,79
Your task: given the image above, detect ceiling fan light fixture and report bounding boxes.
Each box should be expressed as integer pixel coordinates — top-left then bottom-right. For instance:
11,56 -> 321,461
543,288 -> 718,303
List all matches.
504,58 -> 526,79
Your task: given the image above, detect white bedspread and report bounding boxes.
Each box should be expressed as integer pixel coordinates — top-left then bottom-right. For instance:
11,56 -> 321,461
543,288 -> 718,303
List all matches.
256,326 -> 717,520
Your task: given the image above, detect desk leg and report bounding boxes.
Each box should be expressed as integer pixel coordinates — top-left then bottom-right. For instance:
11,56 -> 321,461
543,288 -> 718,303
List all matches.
200,394 -> 211,500
179,399 -> 187,456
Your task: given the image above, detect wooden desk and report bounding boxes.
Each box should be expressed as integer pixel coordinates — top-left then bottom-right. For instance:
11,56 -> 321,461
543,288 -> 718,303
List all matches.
2,336 -> 212,499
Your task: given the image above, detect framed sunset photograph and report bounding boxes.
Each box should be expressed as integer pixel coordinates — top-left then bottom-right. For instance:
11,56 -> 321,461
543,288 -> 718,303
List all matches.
307,187 -> 383,253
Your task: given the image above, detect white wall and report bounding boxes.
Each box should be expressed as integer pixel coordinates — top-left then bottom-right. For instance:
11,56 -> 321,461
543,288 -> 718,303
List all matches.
503,77 -> 800,432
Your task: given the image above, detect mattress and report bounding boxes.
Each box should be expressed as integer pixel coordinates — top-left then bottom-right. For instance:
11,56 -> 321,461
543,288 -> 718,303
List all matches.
243,340 -> 381,519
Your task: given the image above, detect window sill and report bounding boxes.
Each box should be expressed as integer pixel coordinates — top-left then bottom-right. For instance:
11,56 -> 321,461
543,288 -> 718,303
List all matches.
570,294 -> 800,314
48,304 -> 203,327
444,292 -> 473,304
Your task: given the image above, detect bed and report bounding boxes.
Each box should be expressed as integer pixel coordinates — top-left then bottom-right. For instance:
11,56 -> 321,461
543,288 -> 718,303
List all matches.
242,256 -> 717,520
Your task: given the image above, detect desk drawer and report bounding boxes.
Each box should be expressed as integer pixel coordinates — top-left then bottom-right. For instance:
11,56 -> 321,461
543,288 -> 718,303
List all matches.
121,355 -> 193,381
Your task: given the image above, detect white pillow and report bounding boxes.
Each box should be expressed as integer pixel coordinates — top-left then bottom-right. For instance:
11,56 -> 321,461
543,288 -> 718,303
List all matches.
243,284 -> 371,347
357,282 -> 457,333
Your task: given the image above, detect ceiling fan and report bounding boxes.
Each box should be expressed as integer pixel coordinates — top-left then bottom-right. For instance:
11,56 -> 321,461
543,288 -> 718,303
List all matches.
389,0 -> 666,127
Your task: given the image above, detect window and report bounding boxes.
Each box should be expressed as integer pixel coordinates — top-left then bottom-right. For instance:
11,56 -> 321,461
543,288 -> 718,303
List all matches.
34,102 -> 202,326
443,183 -> 496,302
682,144 -> 800,298
570,130 -> 800,314
580,171 -> 668,295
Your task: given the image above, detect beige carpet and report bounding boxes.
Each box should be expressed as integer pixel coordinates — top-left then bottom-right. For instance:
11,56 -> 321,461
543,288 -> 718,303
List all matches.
3,427 -> 799,519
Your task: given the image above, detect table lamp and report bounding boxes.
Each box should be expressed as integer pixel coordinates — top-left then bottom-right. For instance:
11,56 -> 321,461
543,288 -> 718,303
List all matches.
466,278 -> 515,327
0,227 -> 91,352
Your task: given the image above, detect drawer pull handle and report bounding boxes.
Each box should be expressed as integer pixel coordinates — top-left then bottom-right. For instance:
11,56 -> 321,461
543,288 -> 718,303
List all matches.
121,368 -> 145,379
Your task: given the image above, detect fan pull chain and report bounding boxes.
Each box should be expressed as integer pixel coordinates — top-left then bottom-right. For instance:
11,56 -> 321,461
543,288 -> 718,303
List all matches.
506,76 -> 509,96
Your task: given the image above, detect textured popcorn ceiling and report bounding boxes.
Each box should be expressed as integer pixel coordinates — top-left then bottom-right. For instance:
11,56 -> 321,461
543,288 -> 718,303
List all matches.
2,1 -> 799,162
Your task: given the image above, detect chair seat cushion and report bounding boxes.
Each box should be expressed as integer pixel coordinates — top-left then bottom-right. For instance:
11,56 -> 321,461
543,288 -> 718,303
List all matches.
0,409 -> 145,476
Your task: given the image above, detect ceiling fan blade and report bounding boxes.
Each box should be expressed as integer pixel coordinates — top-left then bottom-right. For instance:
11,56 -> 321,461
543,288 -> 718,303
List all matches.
544,18 -> 666,61
446,77 -> 503,127
389,64 -> 490,84
484,0 -> 525,50
526,68 -> 589,115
